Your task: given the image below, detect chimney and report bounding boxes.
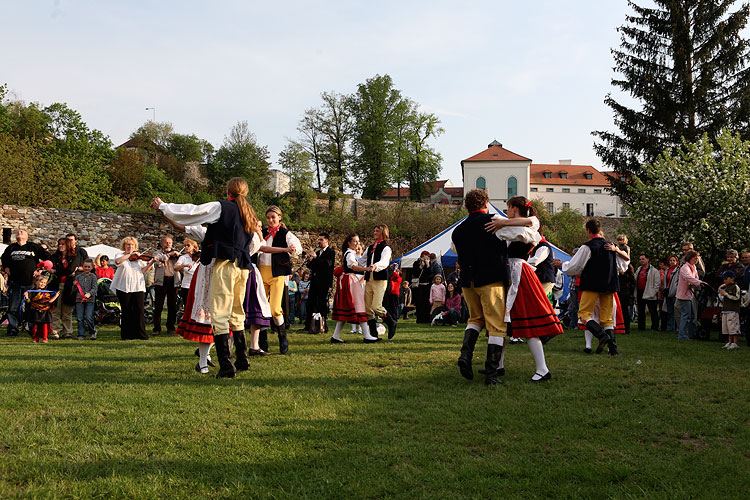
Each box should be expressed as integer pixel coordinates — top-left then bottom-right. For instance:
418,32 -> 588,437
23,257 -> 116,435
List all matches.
559,159 -> 572,165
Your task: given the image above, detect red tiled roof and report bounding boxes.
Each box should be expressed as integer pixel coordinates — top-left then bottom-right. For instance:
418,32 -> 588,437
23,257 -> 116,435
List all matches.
462,144 -> 532,163
443,187 -> 464,196
381,180 -> 449,199
530,164 -> 612,186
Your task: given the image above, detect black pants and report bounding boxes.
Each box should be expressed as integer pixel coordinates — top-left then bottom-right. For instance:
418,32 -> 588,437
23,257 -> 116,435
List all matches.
304,284 -> 330,332
636,289 -> 660,331
153,277 -> 177,332
415,285 -> 432,323
384,293 -> 400,323
117,290 -> 147,340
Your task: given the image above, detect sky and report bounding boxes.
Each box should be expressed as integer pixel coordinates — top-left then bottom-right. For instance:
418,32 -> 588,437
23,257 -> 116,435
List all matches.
2,0 -> 639,187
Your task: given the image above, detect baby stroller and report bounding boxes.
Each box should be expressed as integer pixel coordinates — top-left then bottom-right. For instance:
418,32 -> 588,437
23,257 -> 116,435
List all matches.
95,278 -> 121,325
695,281 -> 721,341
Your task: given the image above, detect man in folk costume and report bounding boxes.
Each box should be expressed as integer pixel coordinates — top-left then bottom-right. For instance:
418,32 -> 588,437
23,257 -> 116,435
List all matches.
452,189 -> 533,385
554,218 -> 629,356
361,224 -> 397,340
303,232 -> 335,334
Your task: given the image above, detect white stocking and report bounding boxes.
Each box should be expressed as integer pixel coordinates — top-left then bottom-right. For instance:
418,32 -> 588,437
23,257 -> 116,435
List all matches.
527,337 -> 549,379
362,321 -> 376,340
333,321 -> 344,340
198,342 -> 211,367
584,330 -> 593,349
249,326 -> 260,350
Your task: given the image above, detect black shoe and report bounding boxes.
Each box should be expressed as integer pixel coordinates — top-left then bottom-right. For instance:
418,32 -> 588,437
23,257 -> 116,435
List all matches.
584,347 -> 592,354
330,337 -> 345,344
233,330 -> 250,371
483,343 -> 505,386
248,348 -> 269,357
529,371 -> 552,383
258,328 -> 269,353
586,320 -> 610,354
194,363 -> 209,374
478,367 -> 504,376
607,331 -> 619,356
213,334 -> 236,379
278,324 -> 289,355
363,337 -> 382,343
457,329 -> 479,380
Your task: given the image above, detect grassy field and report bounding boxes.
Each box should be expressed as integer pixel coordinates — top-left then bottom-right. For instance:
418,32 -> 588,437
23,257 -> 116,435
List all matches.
0,321 -> 748,499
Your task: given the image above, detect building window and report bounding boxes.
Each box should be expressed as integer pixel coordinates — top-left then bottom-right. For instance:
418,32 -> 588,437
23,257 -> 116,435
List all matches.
584,173 -> 593,180
476,176 -> 486,190
559,172 -> 567,179
530,187 -> 538,192
546,188 -> 554,192
620,206 -> 628,217
586,203 -> 594,216
546,202 -> 554,213
578,188 -> 586,193
543,171 -> 551,179
562,188 -> 570,193
620,176 -> 627,182
563,202 -> 570,209
507,176 -> 517,198
594,189 -> 602,194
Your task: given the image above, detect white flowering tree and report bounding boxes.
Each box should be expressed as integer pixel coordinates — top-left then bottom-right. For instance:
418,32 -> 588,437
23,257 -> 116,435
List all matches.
626,129 -> 750,268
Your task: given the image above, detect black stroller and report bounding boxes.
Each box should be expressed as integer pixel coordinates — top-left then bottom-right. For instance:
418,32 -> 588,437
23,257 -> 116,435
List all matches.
95,278 -> 121,325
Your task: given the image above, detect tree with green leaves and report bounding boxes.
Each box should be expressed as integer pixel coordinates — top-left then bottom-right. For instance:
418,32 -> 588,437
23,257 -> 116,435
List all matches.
319,91 -> 354,194
209,120 -> 271,194
349,74 -> 405,199
278,141 -> 315,221
110,147 -> 146,202
626,129 -> 750,268
593,0 -> 750,202
0,133 -> 38,205
296,108 -> 325,192
405,109 -> 443,201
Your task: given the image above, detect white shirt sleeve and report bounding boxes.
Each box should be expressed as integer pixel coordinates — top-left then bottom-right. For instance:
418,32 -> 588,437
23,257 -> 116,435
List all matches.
345,250 -> 360,269
248,233 -> 262,256
185,225 -> 207,243
616,255 -> 630,273
561,245 -> 591,276
159,202 -> 222,226
527,246 -> 550,268
493,216 -> 541,245
372,246 -> 392,272
286,231 -> 302,255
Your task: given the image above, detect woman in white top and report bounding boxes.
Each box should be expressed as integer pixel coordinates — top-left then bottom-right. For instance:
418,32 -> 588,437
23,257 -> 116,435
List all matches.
174,238 -> 200,305
330,234 -> 379,343
112,237 -> 156,340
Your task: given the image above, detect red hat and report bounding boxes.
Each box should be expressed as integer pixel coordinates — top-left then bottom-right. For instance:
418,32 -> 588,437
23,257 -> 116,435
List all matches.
420,250 -> 430,257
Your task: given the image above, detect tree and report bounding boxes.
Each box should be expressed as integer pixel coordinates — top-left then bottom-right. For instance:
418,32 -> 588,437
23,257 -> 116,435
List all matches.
0,134 -> 38,205
168,133 -> 212,163
318,91 -> 354,194
110,147 -> 146,202
626,129 -> 750,267
405,109 -> 443,201
593,0 -> 750,202
349,74 -> 405,199
278,141 -> 315,221
531,200 -> 587,253
209,120 -> 271,193
297,108 -> 325,192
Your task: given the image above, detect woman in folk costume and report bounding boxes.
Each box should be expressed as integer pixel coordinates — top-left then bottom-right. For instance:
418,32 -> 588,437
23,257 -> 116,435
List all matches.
244,218 -> 272,355
258,205 -> 301,354
485,196 -> 563,382
151,177 -> 260,379
330,234 -> 379,344
361,224 -> 397,340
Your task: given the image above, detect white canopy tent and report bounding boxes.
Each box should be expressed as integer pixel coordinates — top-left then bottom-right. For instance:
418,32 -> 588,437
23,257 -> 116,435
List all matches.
83,244 -> 121,261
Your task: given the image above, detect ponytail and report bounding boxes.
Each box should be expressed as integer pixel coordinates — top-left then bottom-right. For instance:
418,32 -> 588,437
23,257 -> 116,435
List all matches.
507,196 -> 537,218
226,177 -> 258,235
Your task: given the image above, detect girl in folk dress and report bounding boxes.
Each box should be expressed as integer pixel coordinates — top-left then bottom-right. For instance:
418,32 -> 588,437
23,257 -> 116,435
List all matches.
245,218 -> 272,356
25,274 -> 59,343
330,234 -> 379,343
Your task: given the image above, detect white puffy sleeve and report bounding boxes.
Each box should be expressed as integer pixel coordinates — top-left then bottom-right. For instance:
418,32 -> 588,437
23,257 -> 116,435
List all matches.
496,216 -> 541,245
185,225 -> 207,243
159,202 -> 222,226
285,231 -> 302,255
248,232 -> 262,256
562,245 -> 591,276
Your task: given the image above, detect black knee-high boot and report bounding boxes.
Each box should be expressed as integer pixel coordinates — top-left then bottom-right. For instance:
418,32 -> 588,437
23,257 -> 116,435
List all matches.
233,330 -> 249,371
483,343 -> 504,385
586,320 -> 611,354
258,328 -> 269,352
277,323 -> 289,354
368,318 -> 378,340
214,334 -> 236,379
605,328 -> 618,356
457,328 -> 479,380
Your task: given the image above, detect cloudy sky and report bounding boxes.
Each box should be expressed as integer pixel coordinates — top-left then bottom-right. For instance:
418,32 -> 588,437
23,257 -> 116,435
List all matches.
3,0 -> 639,186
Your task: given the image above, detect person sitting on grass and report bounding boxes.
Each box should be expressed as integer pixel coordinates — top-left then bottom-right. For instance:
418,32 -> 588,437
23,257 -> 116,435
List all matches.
437,282 -> 462,327
718,270 -> 741,350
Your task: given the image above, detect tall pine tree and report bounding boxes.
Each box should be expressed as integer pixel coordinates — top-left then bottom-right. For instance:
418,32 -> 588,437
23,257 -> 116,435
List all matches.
593,0 -> 750,202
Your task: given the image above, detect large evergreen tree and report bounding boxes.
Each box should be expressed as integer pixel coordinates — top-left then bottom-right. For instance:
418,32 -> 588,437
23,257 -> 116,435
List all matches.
593,0 -> 750,201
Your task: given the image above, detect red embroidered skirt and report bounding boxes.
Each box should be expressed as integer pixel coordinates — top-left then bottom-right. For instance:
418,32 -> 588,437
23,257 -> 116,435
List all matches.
332,273 -> 367,324
510,264 -> 564,338
175,267 -> 214,344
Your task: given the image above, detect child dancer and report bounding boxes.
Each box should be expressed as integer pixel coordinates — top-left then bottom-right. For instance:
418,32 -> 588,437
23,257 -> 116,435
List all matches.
330,234 -> 378,343
25,274 -> 59,343
245,219 -> 272,356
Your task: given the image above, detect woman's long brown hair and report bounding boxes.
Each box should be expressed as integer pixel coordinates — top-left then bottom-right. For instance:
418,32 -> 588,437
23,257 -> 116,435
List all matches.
226,177 -> 259,235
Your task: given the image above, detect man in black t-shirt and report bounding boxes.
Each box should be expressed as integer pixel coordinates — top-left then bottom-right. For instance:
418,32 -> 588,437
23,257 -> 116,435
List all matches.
1,229 -> 48,336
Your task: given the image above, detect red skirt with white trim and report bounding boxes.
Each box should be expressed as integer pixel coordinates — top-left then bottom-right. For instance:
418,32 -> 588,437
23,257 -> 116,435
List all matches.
175,266 -> 214,343
510,264 -> 564,338
331,273 -> 368,324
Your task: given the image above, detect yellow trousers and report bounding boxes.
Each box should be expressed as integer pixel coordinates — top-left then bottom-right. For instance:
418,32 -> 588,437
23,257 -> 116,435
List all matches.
462,282 -> 507,337
260,265 -> 286,321
210,259 -> 249,335
579,291 -> 614,328
365,278 -> 388,319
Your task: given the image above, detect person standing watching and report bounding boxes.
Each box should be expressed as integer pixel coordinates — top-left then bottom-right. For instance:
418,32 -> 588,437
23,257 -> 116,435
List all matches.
1,229 -> 48,336
151,236 -> 180,335
634,254 -> 661,331
413,251 -> 433,323
56,233 -> 88,339
304,232 -> 335,333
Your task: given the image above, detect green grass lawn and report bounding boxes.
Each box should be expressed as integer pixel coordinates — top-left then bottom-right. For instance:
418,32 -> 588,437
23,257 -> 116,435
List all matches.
0,321 -> 748,499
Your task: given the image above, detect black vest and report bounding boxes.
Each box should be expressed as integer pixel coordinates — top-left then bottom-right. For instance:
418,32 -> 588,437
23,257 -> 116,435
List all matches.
262,226 -> 292,277
343,249 -> 358,275
451,212 -> 509,288
365,241 -> 388,281
507,241 -> 533,259
200,200 -> 253,269
533,240 -> 556,284
579,237 -> 620,293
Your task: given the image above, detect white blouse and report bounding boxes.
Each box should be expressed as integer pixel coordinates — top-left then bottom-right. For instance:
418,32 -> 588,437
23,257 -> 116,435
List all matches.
176,254 -> 199,289
111,252 -> 147,293
258,229 -> 301,267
